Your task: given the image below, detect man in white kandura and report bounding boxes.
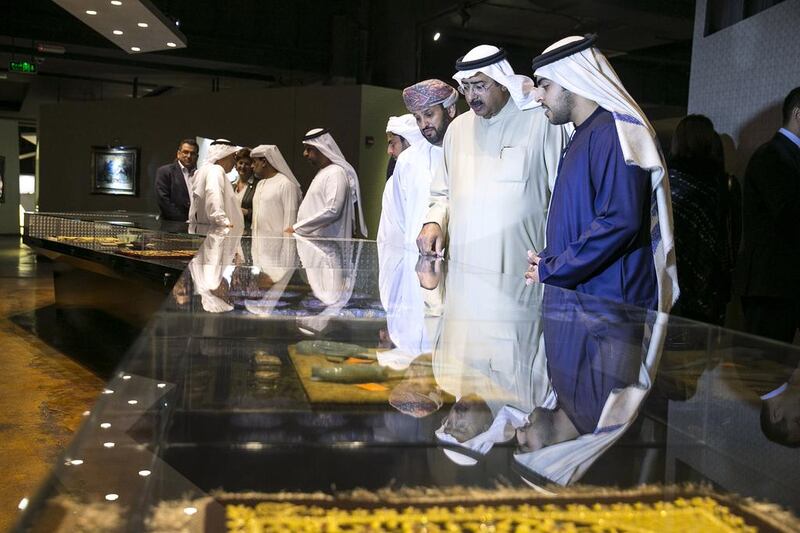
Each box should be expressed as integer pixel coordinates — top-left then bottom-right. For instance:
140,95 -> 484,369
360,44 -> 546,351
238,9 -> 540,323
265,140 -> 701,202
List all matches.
378,81 -> 460,249
250,144 -> 302,235
286,128 -> 367,238
188,139 -> 244,227
416,45 -> 570,272
377,113 -> 426,244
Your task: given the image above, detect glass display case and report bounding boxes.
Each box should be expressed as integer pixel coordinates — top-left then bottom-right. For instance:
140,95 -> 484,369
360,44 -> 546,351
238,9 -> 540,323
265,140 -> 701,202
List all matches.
14,221 -> 800,531
23,212 -> 207,284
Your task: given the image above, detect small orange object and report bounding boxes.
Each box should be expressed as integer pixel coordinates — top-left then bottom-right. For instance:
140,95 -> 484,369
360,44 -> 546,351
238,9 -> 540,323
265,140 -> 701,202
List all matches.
356,383 -> 388,392
345,357 -> 373,365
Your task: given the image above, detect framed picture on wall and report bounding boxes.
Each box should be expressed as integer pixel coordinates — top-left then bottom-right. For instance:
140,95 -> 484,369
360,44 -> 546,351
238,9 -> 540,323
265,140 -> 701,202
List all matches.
90,146 -> 139,196
0,155 -> 5,203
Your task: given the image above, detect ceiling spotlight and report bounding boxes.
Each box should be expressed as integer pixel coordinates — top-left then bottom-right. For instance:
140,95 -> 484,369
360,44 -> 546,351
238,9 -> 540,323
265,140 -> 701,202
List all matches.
86,10 -> 97,15
110,1 -> 122,5
433,32 -> 441,41
138,470 -> 151,477
130,47 -> 141,52
137,22 -> 148,28
105,494 -> 119,501
112,30 -> 123,35
166,42 -> 176,47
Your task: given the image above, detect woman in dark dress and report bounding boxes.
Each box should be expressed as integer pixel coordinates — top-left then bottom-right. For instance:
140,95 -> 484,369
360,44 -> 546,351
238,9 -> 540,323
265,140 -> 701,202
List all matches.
233,147 -> 259,227
668,115 -> 731,325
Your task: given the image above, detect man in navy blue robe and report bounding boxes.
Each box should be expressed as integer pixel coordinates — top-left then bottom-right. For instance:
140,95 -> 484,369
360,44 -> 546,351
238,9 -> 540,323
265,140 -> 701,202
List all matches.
524,35 -> 678,312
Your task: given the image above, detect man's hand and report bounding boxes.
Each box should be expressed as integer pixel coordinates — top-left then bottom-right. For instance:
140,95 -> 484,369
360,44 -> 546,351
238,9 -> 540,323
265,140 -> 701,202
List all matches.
284,226 -> 295,234
524,249 -> 540,285
416,255 -> 443,290
417,223 -> 445,256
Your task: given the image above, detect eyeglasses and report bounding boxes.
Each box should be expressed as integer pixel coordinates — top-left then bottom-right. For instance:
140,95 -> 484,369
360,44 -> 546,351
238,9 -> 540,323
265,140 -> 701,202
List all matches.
457,81 -> 498,96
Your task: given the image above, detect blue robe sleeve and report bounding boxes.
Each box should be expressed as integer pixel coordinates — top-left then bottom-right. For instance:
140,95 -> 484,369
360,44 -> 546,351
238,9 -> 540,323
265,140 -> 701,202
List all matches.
538,125 -> 650,288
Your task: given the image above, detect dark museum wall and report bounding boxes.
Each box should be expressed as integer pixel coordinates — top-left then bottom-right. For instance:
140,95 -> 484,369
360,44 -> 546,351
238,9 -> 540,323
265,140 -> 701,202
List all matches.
0,119 -> 20,233
38,85 -> 406,236
688,0 -> 800,179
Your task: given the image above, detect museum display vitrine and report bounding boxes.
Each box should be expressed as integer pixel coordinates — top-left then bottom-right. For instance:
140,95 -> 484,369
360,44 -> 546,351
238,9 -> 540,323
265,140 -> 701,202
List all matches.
14,216 -> 800,532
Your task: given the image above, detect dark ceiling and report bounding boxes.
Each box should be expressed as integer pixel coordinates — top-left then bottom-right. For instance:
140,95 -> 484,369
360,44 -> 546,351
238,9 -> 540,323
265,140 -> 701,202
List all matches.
0,0 -> 696,122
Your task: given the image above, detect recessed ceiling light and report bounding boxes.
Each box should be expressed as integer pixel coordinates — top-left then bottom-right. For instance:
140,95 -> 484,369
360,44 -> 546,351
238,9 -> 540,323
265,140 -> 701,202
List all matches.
112,30 -> 123,35
166,42 -> 176,47
105,494 -> 119,501
130,47 -> 141,52
137,22 -> 148,28
110,1 -> 122,5
86,10 -> 98,15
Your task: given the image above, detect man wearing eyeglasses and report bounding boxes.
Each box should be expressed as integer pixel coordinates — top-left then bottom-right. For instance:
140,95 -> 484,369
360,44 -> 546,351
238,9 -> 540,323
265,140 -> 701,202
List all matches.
416,45 -> 569,273
155,138 -> 198,221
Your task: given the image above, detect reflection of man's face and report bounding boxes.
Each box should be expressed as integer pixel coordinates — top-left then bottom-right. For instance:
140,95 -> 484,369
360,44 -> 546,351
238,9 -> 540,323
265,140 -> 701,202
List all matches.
515,407 -> 551,453
442,393 -> 492,442
176,143 -> 199,169
171,274 -> 191,306
765,387 -> 800,446
413,105 -> 453,146
515,407 -> 579,453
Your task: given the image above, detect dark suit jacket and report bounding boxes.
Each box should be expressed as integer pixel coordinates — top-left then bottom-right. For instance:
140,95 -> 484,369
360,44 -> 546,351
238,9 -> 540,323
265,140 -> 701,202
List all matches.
155,161 -> 191,221
736,133 -> 800,298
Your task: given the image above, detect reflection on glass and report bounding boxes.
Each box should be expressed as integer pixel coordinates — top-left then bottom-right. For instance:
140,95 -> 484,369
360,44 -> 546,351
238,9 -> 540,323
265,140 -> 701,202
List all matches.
427,261 -> 551,465
296,236 -> 362,335
513,287 -> 663,487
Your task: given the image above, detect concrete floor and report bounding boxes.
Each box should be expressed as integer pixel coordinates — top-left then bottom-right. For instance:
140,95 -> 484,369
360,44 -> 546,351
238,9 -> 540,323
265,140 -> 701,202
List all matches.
0,238 -> 104,531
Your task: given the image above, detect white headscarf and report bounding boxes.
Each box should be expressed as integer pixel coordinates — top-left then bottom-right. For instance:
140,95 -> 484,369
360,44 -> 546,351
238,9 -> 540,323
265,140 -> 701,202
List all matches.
303,129 -> 368,237
202,138 -> 239,166
452,45 -> 538,110
530,36 -> 678,312
250,144 -> 301,188
386,114 -> 425,146
435,405 -> 529,466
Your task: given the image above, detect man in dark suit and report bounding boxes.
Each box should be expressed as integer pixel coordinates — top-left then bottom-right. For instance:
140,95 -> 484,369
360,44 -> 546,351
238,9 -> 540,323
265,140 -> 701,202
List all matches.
155,138 -> 199,221
736,87 -> 800,344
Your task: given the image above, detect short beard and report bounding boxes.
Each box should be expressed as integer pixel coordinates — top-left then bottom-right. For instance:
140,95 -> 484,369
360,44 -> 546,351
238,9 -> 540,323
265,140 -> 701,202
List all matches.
547,90 -> 574,125
427,110 -> 453,146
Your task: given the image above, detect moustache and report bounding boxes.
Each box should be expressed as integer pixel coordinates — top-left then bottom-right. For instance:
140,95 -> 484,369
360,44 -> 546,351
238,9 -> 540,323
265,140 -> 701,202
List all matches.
469,99 -> 483,107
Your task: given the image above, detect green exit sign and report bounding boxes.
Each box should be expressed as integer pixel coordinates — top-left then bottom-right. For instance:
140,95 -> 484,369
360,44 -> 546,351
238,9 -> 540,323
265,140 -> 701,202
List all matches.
9,60 -> 37,74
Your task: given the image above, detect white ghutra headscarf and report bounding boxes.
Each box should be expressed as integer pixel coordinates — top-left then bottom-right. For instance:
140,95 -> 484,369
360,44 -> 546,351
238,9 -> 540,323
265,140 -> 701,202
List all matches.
303,128 -> 368,238
529,35 -> 679,312
386,114 -> 425,146
201,138 -> 239,166
249,144 -> 301,188
452,45 -> 539,110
